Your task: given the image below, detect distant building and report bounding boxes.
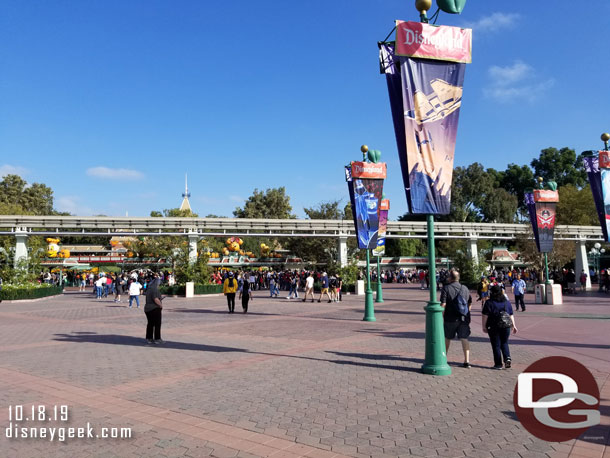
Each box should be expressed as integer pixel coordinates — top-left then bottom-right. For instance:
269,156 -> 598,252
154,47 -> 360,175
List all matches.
180,173 -> 192,212
490,246 -> 524,269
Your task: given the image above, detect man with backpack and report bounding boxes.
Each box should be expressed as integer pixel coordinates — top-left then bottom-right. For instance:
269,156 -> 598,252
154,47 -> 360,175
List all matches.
440,270 -> 472,368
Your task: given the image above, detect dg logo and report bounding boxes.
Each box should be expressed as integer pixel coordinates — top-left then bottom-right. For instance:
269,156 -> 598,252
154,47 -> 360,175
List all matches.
514,356 -> 601,442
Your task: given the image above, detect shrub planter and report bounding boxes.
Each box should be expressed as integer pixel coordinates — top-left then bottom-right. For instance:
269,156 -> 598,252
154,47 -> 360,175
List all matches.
0,284 -> 64,301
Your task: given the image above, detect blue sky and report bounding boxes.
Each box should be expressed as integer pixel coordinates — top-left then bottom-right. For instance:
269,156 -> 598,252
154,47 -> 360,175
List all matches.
1,1 -> 609,218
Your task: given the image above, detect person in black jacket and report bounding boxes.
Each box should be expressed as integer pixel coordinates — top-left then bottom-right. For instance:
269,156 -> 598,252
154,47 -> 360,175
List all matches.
482,285 -> 518,369
441,270 -> 472,368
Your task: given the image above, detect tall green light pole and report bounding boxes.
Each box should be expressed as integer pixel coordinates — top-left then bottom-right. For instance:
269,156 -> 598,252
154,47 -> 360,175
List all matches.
375,254 -> 383,303
364,249 -> 376,321
421,214 -> 451,375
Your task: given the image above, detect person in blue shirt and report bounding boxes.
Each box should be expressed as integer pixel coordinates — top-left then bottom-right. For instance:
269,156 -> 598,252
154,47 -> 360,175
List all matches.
482,285 -> 518,370
317,272 -> 332,303
511,273 -> 527,312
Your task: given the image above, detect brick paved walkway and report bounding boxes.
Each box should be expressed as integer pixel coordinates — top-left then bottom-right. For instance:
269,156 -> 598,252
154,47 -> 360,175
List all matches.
0,284 -> 608,458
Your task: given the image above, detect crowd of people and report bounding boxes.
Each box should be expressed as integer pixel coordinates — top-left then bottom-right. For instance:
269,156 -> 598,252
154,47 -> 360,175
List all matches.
30,262 -> 606,370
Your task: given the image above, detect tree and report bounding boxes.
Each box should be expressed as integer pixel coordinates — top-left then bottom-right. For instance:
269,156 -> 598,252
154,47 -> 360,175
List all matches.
556,184 -> 598,226
163,208 -> 198,217
448,163 -> 493,222
531,147 -> 587,189
285,201 -> 342,264
500,164 -> 536,216
0,174 -> 55,215
385,238 -> 426,257
514,227 -> 574,274
233,187 -> 294,219
149,208 -> 198,217
479,188 -> 518,223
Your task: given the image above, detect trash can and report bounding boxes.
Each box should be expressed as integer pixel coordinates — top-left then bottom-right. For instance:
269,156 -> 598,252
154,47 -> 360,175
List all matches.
546,284 -> 563,305
535,284 -> 546,304
355,280 -> 365,296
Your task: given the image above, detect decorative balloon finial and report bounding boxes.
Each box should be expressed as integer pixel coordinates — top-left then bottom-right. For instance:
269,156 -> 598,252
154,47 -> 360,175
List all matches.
361,144 -> 369,161
415,0 -> 432,22
602,132 -> 610,151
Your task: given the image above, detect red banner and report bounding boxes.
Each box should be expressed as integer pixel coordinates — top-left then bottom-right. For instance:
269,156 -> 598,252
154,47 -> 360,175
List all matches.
599,150 -> 610,169
380,199 -> 390,211
533,189 -> 559,203
351,161 -> 387,179
395,21 -> 472,64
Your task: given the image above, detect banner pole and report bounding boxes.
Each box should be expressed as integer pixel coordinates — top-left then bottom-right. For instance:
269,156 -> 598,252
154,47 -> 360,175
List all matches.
375,255 -> 383,303
544,252 -> 550,304
364,250 -> 376,321
421,214 -> 451,375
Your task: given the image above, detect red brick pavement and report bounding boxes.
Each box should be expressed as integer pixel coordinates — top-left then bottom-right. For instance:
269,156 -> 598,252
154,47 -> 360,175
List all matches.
0,284 -> 608,458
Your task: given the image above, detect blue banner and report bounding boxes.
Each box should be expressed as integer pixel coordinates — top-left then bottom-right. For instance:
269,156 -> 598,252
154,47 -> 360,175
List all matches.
351,178 -> 383,249
524,192 -> 540,252
381,43 -> 466,214
583,155 -> 610,241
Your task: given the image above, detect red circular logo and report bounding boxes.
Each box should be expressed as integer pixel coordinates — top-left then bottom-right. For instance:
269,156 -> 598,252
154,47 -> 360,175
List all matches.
513,356 -> 600,442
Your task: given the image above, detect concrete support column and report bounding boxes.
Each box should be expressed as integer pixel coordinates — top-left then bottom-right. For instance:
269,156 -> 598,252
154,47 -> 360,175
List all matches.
574,239 -> 592,290
337,235 -> 348,267
187,231 -> 199,264
466,236 -> 478,265
14,227 -> 29,268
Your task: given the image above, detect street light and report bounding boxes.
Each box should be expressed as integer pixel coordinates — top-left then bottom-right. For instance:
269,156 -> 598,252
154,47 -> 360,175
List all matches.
590,245 -> 605,290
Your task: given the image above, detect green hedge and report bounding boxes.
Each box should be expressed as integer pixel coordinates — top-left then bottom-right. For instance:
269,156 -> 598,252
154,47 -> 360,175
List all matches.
160,285 -> 185,295
195,284 -> 223,294
160,284 -> 223,296
0,285 -> 64,301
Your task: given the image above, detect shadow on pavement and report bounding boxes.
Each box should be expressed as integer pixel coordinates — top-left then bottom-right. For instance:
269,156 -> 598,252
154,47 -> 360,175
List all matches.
167,308 -> 280,317
358,330 -> 610,350
327,351 -> 424,365
51,333 -> 422,372
52,333 -> 247,353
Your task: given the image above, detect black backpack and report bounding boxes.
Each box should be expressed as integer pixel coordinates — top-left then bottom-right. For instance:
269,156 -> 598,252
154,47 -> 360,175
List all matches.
493,301 -> 513,329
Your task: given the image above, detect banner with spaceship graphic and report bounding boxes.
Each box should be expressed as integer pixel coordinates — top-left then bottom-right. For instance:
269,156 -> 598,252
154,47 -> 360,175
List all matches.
346,162 -> 386,250
583,153 -> 610,242
533,189 -> 559,253
380,24 -> 469,214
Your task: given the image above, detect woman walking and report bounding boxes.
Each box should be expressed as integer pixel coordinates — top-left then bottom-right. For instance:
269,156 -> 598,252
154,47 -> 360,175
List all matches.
223,271 -> 238,313
113,274 -> 122,303
144,275 -> 164,345
481,285 -> 518,369
241,276 -> 251,313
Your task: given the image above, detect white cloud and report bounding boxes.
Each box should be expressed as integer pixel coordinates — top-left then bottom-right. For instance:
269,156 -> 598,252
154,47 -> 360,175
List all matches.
86,166 -> 144,180
483,79 -> 555,103
0,164 -> 28,177
484,60 -> 554,103
464,12 -> 520,33
55,196 -> 94,216
229,195 -> 243,203
488,61 -> 532,86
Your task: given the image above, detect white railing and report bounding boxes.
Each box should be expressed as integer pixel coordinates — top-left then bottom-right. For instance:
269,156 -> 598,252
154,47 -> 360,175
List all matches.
0,215 -> 603,241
